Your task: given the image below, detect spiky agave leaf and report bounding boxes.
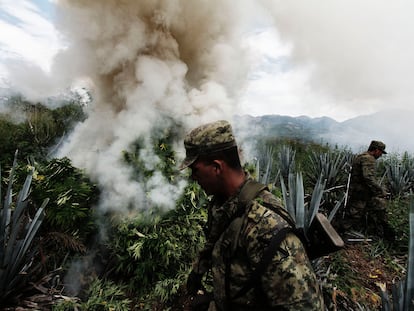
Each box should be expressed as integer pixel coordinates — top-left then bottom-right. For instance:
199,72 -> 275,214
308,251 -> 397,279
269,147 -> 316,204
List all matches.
404,195 -> 414,310
277,145 -> 296,184
391,280 -> 405,311
255,146 -> 275,185
379,284 -> 391,311
385,159 -> 411,197
307,176 -> 326,230
0,150 -> 18,251
280,172 -> 328,235
280,173 -> 296,223
308,150 -> 349,190
9,199 -> 48,281
0,155 -> 49,300
262,147 -> 274,185
295,172 -> 305,228
328,193 -> 346,222
3,168 -> 33,267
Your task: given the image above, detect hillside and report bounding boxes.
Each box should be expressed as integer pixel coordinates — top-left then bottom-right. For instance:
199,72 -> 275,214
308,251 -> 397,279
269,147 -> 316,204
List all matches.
234,109 -> 414,154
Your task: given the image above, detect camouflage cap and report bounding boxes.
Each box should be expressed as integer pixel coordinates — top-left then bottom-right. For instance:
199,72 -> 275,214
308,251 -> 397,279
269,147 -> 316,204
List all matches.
369,140 -> 387,154
180,120 -> 237,169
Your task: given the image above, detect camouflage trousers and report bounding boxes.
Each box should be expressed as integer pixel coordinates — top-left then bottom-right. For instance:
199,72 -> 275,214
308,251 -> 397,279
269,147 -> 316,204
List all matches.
339,196 -> 388,235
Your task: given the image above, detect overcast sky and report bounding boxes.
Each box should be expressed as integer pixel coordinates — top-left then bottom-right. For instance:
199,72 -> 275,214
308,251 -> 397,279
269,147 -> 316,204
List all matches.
1,0 -> 413,122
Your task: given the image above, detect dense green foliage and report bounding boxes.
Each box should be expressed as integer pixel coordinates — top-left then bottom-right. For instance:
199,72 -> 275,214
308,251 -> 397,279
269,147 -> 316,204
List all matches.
107,186 -> 208,308
27,157 -> 99,238
52,279 -> 132,311
0,94 -> 86,167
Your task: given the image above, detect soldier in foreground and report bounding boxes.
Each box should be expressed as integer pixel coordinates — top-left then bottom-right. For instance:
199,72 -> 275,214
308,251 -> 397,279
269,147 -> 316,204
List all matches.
181,120 -> 324,310
344,140 -> 394,238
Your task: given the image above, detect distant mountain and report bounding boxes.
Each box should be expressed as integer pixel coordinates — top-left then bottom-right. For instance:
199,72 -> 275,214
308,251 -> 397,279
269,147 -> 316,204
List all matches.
233,114 -> 339,142
234,114 -> 336,140
233,109 -> 414,154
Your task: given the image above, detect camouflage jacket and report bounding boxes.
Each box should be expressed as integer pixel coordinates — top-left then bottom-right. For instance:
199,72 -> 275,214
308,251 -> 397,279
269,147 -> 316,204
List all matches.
349,152 -> 385,198
193,178 -> 324,310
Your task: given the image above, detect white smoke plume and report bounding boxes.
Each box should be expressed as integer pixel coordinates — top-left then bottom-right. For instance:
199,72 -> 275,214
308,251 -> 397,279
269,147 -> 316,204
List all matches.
52,0 -> 255,213
259,0 -> 414,116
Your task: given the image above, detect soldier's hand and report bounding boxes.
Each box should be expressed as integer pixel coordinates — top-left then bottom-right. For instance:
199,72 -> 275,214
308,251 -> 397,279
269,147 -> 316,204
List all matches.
381,191 -> 391,199
190,292 -> 214,311
187,271 -> 203,295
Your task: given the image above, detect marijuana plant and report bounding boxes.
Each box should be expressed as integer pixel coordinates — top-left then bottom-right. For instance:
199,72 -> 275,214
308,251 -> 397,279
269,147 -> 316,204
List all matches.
107,182 -> 207,306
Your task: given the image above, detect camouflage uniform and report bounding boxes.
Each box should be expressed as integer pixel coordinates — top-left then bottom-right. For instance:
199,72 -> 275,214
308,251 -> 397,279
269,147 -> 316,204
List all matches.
207,181 -> 324,310
183,120 -> 324,311
345,147 -> 388,233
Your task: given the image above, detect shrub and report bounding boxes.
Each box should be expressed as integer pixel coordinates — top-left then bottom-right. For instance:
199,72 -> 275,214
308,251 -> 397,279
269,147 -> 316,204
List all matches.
106,182 -> 208,306
28,157 -> 99,239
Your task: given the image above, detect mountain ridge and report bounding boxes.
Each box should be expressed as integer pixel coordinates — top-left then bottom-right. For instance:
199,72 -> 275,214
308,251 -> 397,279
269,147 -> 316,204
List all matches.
233,109 -> 414,153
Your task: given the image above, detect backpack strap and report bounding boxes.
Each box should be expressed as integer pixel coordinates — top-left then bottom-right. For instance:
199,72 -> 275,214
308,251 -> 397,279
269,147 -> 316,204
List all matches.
238,180 -> 269,210
224,180 -> 268,308
261,201 -> 296,228
231,227 -> 293,301
225,181 -> 297,306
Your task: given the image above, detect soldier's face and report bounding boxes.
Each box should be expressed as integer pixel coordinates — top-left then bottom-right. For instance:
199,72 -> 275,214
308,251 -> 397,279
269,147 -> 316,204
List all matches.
189,159 -> 220,195
373,149 -> 383,159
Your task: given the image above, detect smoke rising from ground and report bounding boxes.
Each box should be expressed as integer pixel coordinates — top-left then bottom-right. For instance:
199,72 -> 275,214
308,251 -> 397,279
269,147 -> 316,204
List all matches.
52,0 -> 254,212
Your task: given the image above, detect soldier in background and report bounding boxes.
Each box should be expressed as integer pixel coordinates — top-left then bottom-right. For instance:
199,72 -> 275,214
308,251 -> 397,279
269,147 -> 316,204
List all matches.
344,140 -> 394,238
181,120 -> 324,311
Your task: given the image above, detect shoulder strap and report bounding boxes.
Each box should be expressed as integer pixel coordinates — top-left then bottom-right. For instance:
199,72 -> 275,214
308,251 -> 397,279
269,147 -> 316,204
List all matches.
261,201 -> 296,228
224,180 -> 267,223
228,181 -> 298,305
240,180 -> 295,228
224,180 -> 268,308
238,180 -> 268,208
231,227 -> 293,301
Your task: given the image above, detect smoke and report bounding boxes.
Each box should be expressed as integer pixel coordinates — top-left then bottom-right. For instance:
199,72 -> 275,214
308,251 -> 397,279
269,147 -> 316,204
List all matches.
260,0 -> 414,113
321,109 -> 414,154
3,0 -> 412,211
50,0 -> 255,212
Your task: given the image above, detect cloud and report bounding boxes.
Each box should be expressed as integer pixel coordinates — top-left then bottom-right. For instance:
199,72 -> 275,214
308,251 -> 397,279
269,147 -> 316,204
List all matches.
0,0 -> 62,71
0,1 -> 67,99
257,0 -> 414,119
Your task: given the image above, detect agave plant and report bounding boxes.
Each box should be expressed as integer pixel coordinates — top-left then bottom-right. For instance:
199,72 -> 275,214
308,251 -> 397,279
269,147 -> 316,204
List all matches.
380,194 -> 414,310
385,158 -> 412,198
307,150 -> 350,187
0,151 -> 49,301
277,145 -> 296,185
402,153 -> 414,191
254,146 -> 279,186
279,171 -> 346,262
280,172 -> 325,234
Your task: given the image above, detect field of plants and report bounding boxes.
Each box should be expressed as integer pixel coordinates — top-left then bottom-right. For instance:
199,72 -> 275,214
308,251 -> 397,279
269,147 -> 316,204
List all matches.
0,96 -> 413,310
